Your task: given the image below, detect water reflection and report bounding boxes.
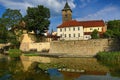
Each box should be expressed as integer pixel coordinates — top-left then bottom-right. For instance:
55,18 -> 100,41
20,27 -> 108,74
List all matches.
1,57 -> 120,80
0,59 -> 50,80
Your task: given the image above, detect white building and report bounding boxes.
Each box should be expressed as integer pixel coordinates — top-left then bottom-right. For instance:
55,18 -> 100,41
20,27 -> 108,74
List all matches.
57,1 -> 107,40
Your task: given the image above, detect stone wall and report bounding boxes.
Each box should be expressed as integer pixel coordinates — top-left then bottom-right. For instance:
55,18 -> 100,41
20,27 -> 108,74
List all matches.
49,39 -> 120,56
29,42 -> 50,52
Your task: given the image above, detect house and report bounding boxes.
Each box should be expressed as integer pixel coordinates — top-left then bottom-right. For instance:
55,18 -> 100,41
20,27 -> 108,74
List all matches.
57,1 -> 107,40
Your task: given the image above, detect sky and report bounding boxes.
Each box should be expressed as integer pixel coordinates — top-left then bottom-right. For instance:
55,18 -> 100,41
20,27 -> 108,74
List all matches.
0,0 -> 120,32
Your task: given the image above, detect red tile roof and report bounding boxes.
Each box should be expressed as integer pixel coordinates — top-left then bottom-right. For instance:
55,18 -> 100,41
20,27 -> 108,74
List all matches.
57,20 -> 105,28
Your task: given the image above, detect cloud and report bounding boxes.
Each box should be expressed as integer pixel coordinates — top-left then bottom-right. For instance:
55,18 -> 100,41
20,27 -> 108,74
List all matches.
78,0 -> 95,8
0,0 -> 76,16
77,6 -> 120,21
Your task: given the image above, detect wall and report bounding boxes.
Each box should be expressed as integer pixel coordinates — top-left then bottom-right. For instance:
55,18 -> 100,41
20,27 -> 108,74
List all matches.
84,27 -> 103,32
29,42 -> 50,52
20,33 -> 50,52
49,39 -> 120,56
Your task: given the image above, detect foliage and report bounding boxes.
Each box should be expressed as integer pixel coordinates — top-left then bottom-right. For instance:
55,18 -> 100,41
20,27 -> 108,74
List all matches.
96,51 -> 120,77
103,29 -> 113,38
0,24 -> 8,43
24,5 -> 50,35
8,49 -> 21,58
96,51 -> 120,67
91,29 -> 99,39
105,20 -> 120,39
0,9 -> 23,47
1,8 -> 22,28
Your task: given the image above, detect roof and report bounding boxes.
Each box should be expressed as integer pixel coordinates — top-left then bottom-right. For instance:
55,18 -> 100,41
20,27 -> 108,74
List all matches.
57,20 -> 105,28
62,2 -> 72,12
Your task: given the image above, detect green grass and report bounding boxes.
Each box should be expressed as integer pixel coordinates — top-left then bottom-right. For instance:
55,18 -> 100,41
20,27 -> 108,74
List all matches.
96,51 -> 120,67
8,49 -> 21,58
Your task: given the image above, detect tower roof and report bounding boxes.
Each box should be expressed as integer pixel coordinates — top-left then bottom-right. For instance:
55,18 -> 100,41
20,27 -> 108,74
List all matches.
62,1 -> 72,12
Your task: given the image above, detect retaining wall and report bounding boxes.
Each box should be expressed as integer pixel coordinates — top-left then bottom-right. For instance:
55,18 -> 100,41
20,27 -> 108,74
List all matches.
49,39 -> 120,56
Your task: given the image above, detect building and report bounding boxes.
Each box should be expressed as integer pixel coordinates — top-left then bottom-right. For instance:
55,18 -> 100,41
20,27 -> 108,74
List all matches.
57,1 -> 107,40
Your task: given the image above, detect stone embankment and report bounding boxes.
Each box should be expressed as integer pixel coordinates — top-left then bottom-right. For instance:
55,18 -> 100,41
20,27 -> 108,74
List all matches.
49,39 -> 120,56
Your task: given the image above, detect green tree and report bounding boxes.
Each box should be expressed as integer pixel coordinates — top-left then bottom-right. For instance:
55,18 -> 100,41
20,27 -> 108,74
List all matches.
0,24 -> 8,43
0,9 -> 23,47
107,20 -> 120,39
104,29 -> 113,38
2,8 -> 22,28
24,5 -> 50,35
91,29 -> 99,39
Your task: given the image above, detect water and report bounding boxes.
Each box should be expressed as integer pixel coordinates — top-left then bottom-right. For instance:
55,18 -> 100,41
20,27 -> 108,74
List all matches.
0,57 -> 120,80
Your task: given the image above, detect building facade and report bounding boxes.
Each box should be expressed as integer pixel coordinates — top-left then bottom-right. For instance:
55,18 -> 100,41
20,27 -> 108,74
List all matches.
57,1 -> 107,40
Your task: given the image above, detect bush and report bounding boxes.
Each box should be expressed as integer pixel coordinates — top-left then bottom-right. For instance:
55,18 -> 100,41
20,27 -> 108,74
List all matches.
9,49 -> 21,58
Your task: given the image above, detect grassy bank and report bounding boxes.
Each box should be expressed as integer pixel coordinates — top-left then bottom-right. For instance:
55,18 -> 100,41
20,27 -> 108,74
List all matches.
96,51 -> 120,77
96,51 -> 120,67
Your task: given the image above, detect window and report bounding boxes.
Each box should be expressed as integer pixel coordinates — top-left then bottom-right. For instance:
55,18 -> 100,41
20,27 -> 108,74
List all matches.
69,34 -> 71,37
64,28 -> 66,31
74,34 -> 75,37
90,28 -> 92,30
60,34 -> 62,37
78,27 -> 80,30
73,27 -> 75,31
78,33 -> 80,37
60,29 -> 62,32
65,34 -> 66,37
98,28 -> 99,30
69,28 -> 71,31
65,14 -> 67,17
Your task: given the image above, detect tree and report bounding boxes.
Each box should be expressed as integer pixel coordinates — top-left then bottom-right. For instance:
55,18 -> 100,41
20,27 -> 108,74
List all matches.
104,29 -> 113,38
0,24 -> 8,43
91,29 -> 99,39
2,8 -> 22,28
107,20 -> 120,39
24,5 -> 50,35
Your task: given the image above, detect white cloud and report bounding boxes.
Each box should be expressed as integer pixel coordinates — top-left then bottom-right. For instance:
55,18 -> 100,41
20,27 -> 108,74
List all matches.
79,0 -> 93,8
77,6 -> 120,21
0,0 -> 76,16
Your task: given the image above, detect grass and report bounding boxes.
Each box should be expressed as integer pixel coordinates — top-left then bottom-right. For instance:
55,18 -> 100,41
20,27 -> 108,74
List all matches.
96,51 -> 120,67
8,49 -> 21,58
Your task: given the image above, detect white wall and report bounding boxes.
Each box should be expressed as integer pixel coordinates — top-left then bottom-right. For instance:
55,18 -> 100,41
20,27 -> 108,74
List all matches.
57,26 -> 84,40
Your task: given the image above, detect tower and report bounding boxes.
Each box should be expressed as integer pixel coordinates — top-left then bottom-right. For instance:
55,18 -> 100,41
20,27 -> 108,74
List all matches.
62,1 -> 72,23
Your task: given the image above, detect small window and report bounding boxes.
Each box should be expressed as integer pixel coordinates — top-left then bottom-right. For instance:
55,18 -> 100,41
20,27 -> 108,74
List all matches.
78,33 -> 80,37
73,27 -> 75,31
65,34 -> 66,37
60,29 -> 62,32
60,34 -> 62,37
74,34 -> 75,37
98,28 -> 99,30
64,28 -> 66,31
69,28 -> 71,31
78,27 -> 80,30
90,28 -> 92,30
65,14 -> 67,17
69,34 -> 71,37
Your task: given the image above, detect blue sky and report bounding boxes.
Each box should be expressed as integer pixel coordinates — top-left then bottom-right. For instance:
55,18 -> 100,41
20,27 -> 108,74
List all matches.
0,0 -> 120,32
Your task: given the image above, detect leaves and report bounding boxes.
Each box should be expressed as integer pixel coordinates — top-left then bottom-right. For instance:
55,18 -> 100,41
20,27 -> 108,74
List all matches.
25,5 -> 50,35
91,29 -> 99,39
2,8 -> 22,28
